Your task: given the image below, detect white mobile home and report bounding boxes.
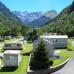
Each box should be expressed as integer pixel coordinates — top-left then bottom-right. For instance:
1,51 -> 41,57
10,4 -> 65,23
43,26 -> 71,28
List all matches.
33,38 -> 54,57
3,42 -> 23,50
40,35 -> 68,48
3,50 -> 21,67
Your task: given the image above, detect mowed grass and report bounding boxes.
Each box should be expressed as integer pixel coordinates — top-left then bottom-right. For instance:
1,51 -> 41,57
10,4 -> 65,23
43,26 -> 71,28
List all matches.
4,38 -> 18,42
0,42 -> 33,74
24,43 -> 33,53
52,38 -> 74,66
0,38 -> 18,44
52,49 -> 73,66
68,39 -> 74,51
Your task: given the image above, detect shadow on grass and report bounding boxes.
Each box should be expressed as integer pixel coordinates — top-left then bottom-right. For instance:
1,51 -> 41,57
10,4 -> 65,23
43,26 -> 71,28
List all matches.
27,41 -> 32,43
22,51 -> 32,56
22,52 -> 31,56
0,67 -> 17,72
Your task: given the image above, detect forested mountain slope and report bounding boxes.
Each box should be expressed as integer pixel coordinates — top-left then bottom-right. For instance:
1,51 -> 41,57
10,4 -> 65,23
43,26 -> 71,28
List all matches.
43,1 -> 74,37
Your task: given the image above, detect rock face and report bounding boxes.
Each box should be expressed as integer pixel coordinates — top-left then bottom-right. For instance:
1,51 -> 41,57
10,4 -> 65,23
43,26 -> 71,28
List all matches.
13,10 -> 58,27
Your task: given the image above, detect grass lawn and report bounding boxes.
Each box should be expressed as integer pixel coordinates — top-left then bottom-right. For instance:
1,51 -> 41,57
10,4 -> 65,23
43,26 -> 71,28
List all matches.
52,49 -> 73,66
68,39 -> 74,51
24,43 -> 33,53
0,38 -> 18,45
52,38 -> 74,67
0,42 -> 33,74
4,38 -> 18,42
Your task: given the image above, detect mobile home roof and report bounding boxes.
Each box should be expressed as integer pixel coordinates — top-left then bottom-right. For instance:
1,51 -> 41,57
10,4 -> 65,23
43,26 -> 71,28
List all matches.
4,50 -> 21,54
40,35 -> 68,39
4,42 -> 23,44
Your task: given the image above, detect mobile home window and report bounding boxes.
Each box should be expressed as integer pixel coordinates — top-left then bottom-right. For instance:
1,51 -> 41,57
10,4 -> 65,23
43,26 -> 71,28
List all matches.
5,44 -> 11,47
10,56 -> 15,60
55,39 -> 57,43
7,56 -> 15,60
6,56 -> 10,60
17,44 -> 21,47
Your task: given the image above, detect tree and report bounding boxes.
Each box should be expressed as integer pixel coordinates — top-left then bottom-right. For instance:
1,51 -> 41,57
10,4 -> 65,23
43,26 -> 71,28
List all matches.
27,32 -> 33,41
32,29 -> 38,41
30,41 -> 53,70
27,29 -> 38,42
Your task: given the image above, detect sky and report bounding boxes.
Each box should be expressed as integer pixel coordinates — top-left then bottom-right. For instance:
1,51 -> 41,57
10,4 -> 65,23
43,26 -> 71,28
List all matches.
0,0 -> 73,13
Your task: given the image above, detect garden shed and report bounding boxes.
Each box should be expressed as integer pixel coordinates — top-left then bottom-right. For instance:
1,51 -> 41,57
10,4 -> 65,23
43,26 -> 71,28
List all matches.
33,38 -> 54,57
40,35 -> 68,48
3,50 -> 21,67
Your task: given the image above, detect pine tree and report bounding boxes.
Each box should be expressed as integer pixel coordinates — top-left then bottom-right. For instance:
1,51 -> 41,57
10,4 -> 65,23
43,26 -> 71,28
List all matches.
30,41 -> 52,70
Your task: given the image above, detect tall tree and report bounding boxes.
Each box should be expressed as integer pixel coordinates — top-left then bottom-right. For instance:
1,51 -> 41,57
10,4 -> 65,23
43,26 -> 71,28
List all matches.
30,41 -> 52,70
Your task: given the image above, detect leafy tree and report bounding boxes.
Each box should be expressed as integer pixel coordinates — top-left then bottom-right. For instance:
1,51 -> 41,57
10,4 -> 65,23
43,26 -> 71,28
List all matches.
30,41 -> 53,70
27,29 -> 38,42
27,32 -> 33,41
32,29 -> 38,40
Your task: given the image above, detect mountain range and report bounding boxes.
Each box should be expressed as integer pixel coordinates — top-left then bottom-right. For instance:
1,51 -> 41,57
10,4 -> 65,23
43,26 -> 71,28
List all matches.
13,10 -> 58,27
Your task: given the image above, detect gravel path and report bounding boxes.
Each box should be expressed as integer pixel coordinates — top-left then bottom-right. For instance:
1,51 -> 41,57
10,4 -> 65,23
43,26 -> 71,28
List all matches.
52,58 -> 74,74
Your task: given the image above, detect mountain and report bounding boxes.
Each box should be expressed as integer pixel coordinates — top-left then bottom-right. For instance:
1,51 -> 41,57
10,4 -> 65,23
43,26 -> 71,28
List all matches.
13,10 -> 58,27
12,11 -> 43,24
0,1 -> 28,36
30,10 -> 58,27
0,2 -> 22,23
43,1 -> 74,37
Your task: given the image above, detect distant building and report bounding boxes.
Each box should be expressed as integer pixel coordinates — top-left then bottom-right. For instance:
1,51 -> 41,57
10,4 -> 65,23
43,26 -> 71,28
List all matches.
40,35 -> 68,48
3,42 -> 23,50
33,38 -> 54,57
3,50 -> 21,67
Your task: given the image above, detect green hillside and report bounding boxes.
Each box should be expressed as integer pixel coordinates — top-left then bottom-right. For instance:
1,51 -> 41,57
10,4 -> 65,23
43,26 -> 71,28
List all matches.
0,1 -> 28,37
43,1 -> 74,37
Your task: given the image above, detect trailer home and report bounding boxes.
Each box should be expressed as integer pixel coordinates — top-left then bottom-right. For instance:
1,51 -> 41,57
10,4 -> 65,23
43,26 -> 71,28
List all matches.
33,38 -> 54,57
3,42 -> 23,50
40,35 -> 68,48
3,50 -> 21,67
